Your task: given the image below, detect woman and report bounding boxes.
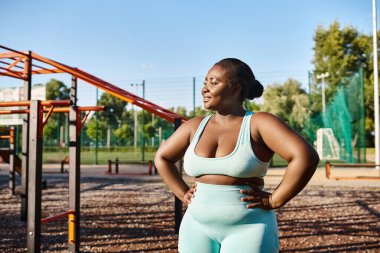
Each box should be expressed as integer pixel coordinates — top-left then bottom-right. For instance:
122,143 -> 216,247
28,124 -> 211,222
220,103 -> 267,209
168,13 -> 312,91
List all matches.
154,58 -> 319,253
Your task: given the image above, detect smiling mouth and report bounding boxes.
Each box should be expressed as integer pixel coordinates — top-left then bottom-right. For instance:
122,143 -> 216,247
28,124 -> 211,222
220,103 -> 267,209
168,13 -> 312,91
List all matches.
203,96 -> 211,101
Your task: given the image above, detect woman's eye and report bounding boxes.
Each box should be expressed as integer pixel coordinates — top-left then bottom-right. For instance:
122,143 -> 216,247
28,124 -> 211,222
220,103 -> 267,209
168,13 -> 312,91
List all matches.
211,82 -> 218,85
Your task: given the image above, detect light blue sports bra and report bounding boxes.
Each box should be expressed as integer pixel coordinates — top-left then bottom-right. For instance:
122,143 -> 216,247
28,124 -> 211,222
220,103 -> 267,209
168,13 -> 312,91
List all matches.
183,111 -> 269,179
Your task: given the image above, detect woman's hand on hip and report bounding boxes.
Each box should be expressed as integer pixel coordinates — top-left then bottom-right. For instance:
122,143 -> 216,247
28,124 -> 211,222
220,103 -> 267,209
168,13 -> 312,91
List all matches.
240,182 -> 274,210
183,182 -> 197,205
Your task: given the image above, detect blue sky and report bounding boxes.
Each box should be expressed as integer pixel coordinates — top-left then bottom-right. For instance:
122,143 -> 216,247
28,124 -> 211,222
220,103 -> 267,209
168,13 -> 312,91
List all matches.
0,0 -> 375,109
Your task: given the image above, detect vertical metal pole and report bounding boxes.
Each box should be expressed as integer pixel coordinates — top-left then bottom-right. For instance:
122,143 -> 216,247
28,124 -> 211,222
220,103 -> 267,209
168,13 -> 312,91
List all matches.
193,77 -> 196,115
69,76 -> 80,252
373,0 -> 380,170
21,50 -> 32,221
9,127 -> 15,195
115,158 -> 119,174
151,114 -> 155,146
27,100 -> 43,253
141,80 -> 145,161
360,67 -> 366,163
173,118 -> 182,234
95,87 -> 98,165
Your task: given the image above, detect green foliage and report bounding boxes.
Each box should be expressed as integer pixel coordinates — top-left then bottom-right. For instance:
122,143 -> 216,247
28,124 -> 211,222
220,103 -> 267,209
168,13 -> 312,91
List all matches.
144,122 -> 156,138
46,79 -> 70,100
43,119 -> 57,144
113,124 -> 134,145
261,79 -> 308,132
311,20 -> 379,146
188,106 -> 209,118
86,117 -> 107,142
97,93 -> 128,128
243,100 -> 260,112
43,79 -> 70,145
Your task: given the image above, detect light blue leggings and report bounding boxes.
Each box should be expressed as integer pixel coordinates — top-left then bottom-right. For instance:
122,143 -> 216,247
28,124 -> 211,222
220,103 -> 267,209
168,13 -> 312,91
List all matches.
179,182 -> 279,253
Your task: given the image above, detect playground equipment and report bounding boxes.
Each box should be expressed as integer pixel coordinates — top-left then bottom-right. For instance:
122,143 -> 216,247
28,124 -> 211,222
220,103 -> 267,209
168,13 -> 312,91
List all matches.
0,99 -> 104,251
0,127 -> 19,194
325,161 -> 380,180
106,159 -> 156,175
0,45 -> 187,252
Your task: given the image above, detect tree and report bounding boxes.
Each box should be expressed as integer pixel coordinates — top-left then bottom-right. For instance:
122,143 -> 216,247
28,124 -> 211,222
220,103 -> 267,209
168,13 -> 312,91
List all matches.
97,93 -> 128,128
189,106 -> 209,118
44,79 -> 70,144
113,124 -> 134,145
46,79 -> 70,100
261,79 -> 308,132
243,100 -> 261,112
85,117 -> 107,144
312,20 -> 379,146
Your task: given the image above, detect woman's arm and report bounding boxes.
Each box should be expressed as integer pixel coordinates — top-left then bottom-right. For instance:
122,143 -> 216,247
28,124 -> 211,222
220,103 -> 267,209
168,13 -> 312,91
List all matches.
154,117 -> 202,203
254,112 -> 320,209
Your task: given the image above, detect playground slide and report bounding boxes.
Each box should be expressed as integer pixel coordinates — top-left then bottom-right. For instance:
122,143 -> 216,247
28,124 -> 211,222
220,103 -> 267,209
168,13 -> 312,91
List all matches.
0,149 -> 22,175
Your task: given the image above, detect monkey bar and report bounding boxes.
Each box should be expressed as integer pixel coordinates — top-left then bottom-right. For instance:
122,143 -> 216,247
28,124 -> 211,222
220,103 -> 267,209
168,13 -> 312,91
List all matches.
0,45 -> 186,123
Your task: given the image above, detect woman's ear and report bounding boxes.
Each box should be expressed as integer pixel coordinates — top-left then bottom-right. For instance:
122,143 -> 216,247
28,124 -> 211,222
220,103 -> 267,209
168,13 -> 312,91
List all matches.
232,84 -> 241,98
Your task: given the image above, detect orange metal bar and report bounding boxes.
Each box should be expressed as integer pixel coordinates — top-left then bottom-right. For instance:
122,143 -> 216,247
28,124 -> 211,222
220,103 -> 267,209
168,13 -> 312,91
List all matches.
0,52 -> 25,59
327,163 -> 380,168
4,68 -> 65,75
0,135 -> 11,139
0,59 -> 23,69
0,101 -> 30,107
78,106 -> 105,111
0,106 -> 104,114
0,109 -> 29,114
325,161 -> 331,179
10,128 -> 14,144
0,66 -> 25,78
68,212 -> 76,243
325,162 -> 380,180
41,210 -> 74,223
7,57 -> 24,70
42,106 -> 55,128
0,100 -> 70,107
0,45 -> 186,123
41,106 -> 105,113
0,45 -> 28,56
31,68 -> 65,74
0,72 -> 27,80
41,100 -> 70,106
31,52 -> 186,123
80,111 -> 91,130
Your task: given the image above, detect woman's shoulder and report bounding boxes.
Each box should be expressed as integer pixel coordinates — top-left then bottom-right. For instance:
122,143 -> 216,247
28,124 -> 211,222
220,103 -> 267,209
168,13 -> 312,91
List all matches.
250,111 -> 287,130
251,111 -> 281,121
183,116 -> 208,129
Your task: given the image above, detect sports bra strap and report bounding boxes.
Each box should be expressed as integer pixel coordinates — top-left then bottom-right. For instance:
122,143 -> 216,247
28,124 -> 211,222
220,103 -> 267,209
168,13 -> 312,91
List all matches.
240,112 -> 253,144
192,115 -> 213,143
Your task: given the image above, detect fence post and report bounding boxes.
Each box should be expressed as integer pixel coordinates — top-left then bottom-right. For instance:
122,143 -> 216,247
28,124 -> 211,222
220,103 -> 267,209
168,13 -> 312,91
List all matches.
21,50 -> 32,221
27,100 -> 42,253
148,160 -> 153,175
115,158 -> 119,174
68,76 -> 80,252
108,160 -> 112,174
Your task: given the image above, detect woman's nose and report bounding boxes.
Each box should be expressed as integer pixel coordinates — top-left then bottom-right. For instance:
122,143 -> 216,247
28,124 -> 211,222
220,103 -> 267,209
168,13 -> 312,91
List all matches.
202,85 -> 209,93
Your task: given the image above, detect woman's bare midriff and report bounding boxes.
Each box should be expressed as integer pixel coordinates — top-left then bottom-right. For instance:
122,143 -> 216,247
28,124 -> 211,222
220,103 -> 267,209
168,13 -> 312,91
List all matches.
195,174 -> 264,187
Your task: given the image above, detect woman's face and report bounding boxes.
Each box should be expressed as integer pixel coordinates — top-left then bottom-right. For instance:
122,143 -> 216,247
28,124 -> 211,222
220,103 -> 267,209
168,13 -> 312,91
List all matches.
202,65 -> 238,110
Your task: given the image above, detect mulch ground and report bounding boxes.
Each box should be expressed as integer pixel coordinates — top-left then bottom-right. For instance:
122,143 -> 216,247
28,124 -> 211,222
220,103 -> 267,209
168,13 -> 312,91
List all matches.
0,173 -> 379,253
